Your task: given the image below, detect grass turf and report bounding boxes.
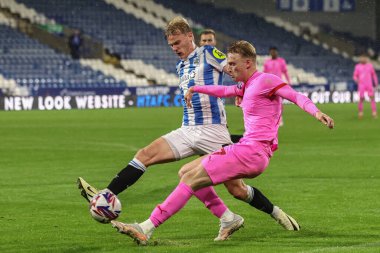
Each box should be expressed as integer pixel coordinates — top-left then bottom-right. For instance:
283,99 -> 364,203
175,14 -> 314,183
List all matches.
0,103 -> 379,253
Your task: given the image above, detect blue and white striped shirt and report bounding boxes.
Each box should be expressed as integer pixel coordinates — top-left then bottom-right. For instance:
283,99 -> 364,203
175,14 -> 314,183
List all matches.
176,45 -> 227,126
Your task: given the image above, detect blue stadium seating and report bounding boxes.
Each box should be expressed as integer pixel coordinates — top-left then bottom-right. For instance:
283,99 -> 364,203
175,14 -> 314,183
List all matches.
11,0 -> 380,84
320,24 -> 380,55
0,24 -> 126,90
16,0 -> 179,74
153,0 -> 360,82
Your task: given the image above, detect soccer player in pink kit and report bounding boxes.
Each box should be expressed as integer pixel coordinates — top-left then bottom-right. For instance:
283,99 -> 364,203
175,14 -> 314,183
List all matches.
111,41 -> 334,245
353,53 -> 379,119
263,47 -> 291,84
263,47 -> 291,126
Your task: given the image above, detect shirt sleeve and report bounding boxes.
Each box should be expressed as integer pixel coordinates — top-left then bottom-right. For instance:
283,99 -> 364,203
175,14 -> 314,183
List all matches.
371,65 -> 378,85
193,83 -> 244,97
204,46 -> 227,72
281,59 -> 291,84
263,60 -> 268,73
270,83 -> 319,117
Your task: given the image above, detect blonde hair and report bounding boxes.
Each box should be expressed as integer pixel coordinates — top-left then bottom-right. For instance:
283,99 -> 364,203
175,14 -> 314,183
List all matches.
165,16 -> 192,38
227,40 -> 257,61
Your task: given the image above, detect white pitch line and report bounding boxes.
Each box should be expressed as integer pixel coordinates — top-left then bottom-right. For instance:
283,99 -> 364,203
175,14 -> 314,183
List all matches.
298,241 -> 380,253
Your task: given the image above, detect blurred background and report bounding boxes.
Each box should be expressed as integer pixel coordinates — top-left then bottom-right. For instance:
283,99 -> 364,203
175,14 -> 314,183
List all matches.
0,0 -> 378,109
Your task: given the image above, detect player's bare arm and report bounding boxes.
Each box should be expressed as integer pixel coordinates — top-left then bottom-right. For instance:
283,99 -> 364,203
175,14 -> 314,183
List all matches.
315,111 -> 335,129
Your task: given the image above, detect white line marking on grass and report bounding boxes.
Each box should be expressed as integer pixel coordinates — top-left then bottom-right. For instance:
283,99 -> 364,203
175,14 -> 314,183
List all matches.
298,241 -> 380,253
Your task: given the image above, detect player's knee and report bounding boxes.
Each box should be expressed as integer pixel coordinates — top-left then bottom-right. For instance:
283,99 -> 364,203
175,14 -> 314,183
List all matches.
180,168 -> 196,185
178,166 -> 187,178
134,148 -> 151,167
180,171 -> 191,184
227,185 -> 247,200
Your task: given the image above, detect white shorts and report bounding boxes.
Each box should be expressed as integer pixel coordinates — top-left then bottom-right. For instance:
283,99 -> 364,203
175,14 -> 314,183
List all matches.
162,124 -> 232,160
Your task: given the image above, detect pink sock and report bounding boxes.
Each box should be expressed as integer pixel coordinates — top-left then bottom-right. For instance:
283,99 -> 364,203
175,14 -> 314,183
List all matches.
371,99 -> 377,114
149,182 -> 194,227
358,100 -> 364,112
193,186 -> 227,218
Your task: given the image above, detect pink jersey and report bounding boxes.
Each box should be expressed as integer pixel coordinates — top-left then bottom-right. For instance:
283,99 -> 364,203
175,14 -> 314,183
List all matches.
193,71 -> 319,144
353,63 -> 378,87
263,57 -> 291,84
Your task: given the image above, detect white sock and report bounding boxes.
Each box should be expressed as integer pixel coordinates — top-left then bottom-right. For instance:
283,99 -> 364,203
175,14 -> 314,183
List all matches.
271,206 -> 281,219
130,158 -> 147,172
220,209 -> 234,223
245,185 -> 254,203
139,219 -> 155,235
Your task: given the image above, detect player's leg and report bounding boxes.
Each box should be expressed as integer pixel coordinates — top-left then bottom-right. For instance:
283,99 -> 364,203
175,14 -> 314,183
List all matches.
279,104 -> 284,126
177,156 -> 228,218
230,134 -> 243,143
111,161 -> 210,244
370,96 -> 377,118
224,179 -> 300,230
78,128 -> 193,201
197,125 -> 298,230
358,88 -> 365,119
106,137 -> 176,195
177,156 -> 242,237
368,87 -> 377,118
112,153 -> 244,244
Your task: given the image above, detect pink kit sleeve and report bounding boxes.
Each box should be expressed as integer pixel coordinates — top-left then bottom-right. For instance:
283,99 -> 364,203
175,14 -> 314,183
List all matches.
282,60 -> 291,84
193,85 -> 244,98
263,61 -> 269,73
371,65 -> 378,85
274,84 -> 319,116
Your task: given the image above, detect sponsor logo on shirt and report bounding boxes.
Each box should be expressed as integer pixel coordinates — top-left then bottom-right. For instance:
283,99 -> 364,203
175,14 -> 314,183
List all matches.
237,82 -> 244,90
180,70 -> 196,84
193,57 -> 200,65
212,48 -> 226,60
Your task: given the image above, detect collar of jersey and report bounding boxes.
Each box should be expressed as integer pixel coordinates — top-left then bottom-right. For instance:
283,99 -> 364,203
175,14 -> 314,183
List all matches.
181,47 -> 199,62
246,70 -> 262,86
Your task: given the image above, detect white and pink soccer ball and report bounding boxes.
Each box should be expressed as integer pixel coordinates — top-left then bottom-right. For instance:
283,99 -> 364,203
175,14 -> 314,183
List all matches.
89,191 -> 121,223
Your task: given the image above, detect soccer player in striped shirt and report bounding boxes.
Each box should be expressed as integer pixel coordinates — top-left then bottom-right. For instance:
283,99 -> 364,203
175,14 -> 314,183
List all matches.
199,29 -> 245,143
78,18 -> 299,239
111,40 -> 334,245
353,53 -> 378,119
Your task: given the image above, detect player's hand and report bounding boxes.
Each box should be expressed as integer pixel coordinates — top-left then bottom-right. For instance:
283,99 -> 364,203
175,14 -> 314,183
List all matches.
315,111 -> 334,129
184,87 -> 194,108
235,96 -> 243,107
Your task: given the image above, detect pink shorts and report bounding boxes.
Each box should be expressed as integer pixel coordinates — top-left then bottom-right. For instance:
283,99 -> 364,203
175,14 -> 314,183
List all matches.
359,85 -> 374,98
201,140 -> 272,185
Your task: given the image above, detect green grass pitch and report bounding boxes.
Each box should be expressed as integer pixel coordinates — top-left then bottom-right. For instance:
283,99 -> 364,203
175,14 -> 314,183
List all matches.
0,103 -> 379,253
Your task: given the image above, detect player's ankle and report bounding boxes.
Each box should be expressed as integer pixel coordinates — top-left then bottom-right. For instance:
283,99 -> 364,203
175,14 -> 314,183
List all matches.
220,209 -> 234,223
139,219 -> 155,235
271,206 -> 281,219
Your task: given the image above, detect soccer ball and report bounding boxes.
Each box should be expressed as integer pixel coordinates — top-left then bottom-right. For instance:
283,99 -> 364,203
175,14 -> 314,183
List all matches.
89,191 -> 122,223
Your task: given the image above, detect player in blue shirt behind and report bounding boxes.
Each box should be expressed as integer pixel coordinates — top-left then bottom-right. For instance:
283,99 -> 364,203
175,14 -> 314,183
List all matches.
78,17 -> 299,240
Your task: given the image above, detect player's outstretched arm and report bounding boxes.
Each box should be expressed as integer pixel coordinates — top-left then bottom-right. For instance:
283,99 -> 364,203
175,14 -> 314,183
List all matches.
274,84 -> 334,129
185,85 -> 243,108
371,65 -> 379,87
315,111 -> 334,129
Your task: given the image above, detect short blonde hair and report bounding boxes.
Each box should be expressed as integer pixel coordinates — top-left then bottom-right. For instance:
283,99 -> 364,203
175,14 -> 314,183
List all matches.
165,16 -> 192,38
227,40 -> 257,61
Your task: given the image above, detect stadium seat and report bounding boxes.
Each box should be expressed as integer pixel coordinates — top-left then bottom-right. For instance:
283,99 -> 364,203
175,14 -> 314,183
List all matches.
0,24 -> 126,94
